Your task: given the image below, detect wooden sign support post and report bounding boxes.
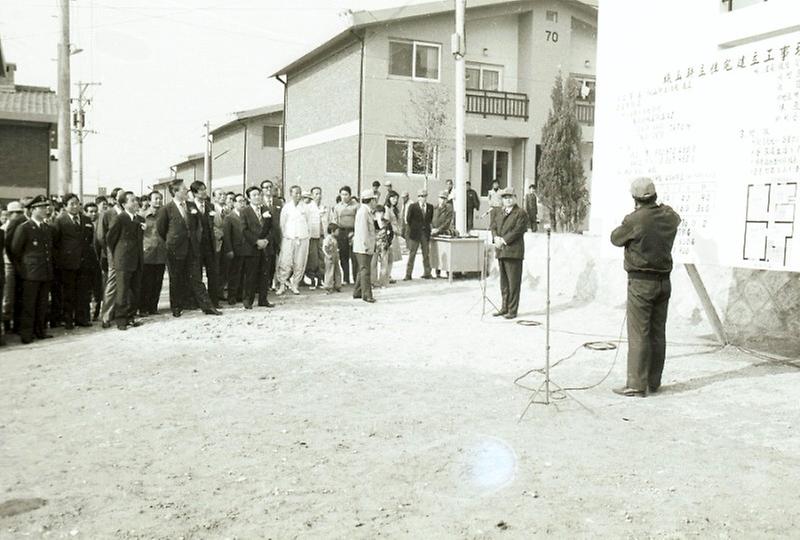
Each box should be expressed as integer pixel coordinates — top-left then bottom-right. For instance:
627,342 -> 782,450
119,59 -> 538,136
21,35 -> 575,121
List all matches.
684,264 -> 728,346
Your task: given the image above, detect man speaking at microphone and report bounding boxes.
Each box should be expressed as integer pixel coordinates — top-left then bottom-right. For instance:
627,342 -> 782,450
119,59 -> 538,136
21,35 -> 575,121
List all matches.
491,187 -> 528,320
610,177 -> 681,398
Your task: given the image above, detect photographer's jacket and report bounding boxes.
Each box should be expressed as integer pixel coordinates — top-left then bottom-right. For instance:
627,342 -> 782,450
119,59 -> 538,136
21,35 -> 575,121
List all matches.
610,202 -> 681,276
491,204 -> 528,259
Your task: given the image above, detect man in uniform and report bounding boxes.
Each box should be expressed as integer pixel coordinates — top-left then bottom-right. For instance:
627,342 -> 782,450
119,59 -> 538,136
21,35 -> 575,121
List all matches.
139,191 -> 167,315
11,196 -> 54,344
490,188 -> 528,320
610,177 -> 681,397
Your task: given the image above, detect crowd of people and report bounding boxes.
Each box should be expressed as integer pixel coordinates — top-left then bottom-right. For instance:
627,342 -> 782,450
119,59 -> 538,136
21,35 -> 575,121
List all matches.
1,176 -> 535,347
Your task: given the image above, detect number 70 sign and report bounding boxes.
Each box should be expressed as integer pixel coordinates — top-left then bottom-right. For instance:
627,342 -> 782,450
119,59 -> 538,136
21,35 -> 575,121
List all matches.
545,30 -> 559,42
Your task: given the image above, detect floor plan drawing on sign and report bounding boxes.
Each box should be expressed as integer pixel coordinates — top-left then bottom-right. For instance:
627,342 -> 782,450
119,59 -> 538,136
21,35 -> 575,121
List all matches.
743,182 -> 797,266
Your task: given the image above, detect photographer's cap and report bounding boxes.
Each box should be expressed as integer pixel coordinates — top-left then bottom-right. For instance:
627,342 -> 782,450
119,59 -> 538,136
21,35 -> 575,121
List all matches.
630,177 -> 656,199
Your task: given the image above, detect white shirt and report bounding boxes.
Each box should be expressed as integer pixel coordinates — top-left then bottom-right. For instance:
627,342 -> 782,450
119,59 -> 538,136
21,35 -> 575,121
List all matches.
173,199 -> 187,220
280,200 -> 311,240
306,201 -> 328,239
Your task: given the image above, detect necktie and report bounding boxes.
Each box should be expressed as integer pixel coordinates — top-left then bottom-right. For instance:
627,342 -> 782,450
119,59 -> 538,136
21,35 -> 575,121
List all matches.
180,202 -> 188,223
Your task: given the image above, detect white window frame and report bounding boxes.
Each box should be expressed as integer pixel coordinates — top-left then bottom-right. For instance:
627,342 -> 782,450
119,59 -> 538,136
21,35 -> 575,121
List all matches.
388,39 -> 442,83
385,137 -> 438,177
466,62 -> 504,91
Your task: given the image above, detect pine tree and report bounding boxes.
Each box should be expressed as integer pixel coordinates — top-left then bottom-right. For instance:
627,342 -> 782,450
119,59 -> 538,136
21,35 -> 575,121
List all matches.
537,72 -> 589,232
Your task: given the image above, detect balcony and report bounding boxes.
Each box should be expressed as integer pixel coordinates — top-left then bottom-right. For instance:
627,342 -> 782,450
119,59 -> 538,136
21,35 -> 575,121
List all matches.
576,101 -> 595,126
466,89 -> 529,120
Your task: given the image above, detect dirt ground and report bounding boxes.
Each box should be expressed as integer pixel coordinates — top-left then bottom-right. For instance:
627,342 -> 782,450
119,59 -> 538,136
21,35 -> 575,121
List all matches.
1,260 -> 799,539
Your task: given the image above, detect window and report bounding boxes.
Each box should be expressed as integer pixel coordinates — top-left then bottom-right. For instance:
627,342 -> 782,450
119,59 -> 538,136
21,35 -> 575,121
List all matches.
466,63 -> 502,91
385,138 -> 437,176
263,125 -> 282,148
546,10 -> 558,23
389,40 -> 441,81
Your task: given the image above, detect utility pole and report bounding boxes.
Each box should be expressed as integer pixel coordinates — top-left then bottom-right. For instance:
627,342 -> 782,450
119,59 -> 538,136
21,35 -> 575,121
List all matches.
452,0 -> 467,233
72,81 -> 100,201
57,0 -> 72,196
203,121 -> 211,188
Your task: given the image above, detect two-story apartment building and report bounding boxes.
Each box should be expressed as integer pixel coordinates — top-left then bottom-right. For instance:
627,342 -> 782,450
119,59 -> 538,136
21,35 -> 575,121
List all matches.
210,104 -> 283,193
272,0 -> 597,225
171,153 -> 205,185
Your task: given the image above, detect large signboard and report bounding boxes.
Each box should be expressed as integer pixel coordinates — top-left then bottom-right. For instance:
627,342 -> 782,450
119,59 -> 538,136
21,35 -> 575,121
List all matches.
592,29 -> 800,272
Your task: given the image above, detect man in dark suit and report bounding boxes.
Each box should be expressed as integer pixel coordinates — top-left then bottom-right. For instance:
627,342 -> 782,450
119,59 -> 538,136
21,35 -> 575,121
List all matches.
490,187 -> 529,320
466,181 -> 480,231
97,187 -> 124,328
11,195 -> 54,344
404,189 -> 434,280
106,191 -> 144,331
52,193 -> 97,329
189,180 -> 220,308
156,178 -> 221,317
83,201 -> 104,321
261,180 -> 282,289
240,186 -> 274,309
222,194 -> 247,305
525,185 -> 538,232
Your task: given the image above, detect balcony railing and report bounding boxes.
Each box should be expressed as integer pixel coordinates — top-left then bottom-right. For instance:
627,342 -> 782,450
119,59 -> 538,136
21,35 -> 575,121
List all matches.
576,101 -> 595,126
466,89 -> 529,120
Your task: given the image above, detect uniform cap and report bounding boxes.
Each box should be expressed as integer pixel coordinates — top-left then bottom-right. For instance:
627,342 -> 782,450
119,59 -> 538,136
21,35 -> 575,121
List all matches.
6,201 -> 24,213
438,190 -> 449,199
500,187 -> 516,198
27,195 -> 50,208
301,191 -> 313,199
360,189 -> 375,201
630,177 -> 656,199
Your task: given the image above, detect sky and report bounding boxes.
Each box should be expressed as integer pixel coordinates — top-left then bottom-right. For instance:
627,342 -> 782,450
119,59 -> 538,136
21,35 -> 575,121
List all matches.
0,0 -> 431,194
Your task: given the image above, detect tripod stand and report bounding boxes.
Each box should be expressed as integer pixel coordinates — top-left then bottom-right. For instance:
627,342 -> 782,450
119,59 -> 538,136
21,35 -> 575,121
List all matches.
479,241 -> 501,318
518,226 -> 590,420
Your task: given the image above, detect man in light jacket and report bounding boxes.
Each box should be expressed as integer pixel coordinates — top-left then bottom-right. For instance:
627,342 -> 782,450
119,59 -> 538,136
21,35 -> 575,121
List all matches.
276,185 -> 311,296
352,189 -> 377,303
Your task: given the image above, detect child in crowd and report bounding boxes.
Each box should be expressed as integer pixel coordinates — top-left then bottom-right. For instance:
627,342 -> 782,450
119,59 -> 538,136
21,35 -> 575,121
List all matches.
322,223 -> 342,293
374,205 -> 394,287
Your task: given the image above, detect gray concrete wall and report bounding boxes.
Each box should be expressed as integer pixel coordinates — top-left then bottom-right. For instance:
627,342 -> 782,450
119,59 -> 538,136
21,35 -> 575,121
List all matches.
513,233 -> 799,357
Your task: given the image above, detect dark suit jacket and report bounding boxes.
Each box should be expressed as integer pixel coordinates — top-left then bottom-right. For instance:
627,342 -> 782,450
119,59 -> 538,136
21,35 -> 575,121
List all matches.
96,207 -> 120,258
431,203 -> 454,234
405,202 -> 434,242
192,200 -> 216,254
5,214 -> 27,265
525,192 -> 538,221
491,205 -> 528,260
240,205 -> 273,258
156,200 -> 200,260
11,220 -> 54,281
222,211 -> 245,257
106,211 -> 144,272
52,212 -> 96,271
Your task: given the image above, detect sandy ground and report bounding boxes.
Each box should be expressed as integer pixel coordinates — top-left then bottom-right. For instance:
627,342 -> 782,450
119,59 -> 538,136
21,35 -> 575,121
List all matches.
1,256 -> 799,539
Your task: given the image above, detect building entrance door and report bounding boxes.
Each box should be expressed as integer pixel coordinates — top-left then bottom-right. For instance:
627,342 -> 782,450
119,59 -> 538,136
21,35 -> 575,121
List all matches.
480,149 -> 510,195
